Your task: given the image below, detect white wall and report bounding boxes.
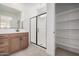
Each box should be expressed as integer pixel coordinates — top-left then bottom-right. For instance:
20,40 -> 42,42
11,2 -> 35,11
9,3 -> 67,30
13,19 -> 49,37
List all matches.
47,3 -> 55,56
27,3 -> 46,17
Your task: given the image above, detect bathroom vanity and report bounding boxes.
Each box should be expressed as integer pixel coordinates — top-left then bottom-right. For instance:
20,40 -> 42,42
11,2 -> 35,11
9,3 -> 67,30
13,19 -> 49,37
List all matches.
0,4 -> 29,56
0,32 -> 29,55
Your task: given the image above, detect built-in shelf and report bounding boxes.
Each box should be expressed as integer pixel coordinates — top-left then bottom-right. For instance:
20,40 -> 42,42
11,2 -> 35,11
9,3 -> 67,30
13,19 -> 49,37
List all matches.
56,36 -> 79,40
56,19 -> 79,23
56,7 -> 79,52
56,29 -> 79,31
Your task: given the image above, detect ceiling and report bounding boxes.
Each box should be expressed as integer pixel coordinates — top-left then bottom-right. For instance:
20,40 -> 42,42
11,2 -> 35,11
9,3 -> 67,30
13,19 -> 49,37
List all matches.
22,3 -> 46,8
56,3 -> 79,14
22,3 -> 41,6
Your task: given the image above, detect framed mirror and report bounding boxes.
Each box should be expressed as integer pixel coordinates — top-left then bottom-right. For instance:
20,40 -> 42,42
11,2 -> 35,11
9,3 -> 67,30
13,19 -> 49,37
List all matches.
0,4 -> 21,29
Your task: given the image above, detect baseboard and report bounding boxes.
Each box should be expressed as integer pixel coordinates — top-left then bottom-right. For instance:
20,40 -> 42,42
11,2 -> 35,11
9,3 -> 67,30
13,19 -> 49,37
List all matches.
56,43 -> 79,54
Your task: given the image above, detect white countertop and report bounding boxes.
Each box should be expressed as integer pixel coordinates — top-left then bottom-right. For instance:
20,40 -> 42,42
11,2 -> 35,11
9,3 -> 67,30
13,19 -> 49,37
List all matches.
0,29 -> 28,34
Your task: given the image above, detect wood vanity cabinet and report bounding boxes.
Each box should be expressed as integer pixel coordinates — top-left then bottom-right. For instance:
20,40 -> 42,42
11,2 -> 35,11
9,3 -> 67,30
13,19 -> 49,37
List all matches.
0,32 -> 29,55
10,35 -> 20,53
20,33 -> 28,49
0,35 -> 9,55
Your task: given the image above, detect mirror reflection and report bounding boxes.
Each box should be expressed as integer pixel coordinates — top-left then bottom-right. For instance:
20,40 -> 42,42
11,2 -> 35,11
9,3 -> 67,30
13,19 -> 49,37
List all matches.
0,4 -> 21,29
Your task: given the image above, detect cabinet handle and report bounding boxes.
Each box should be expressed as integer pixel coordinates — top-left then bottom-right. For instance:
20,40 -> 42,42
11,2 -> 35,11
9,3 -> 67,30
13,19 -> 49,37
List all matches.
0,36 -> 4,37
0,42 -> 4,44
20,37 -> 22,40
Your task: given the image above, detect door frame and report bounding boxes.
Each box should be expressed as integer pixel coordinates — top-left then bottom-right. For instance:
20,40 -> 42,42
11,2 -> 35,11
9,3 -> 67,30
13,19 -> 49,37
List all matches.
30,16 -> 37,44
30,12 -> 47,49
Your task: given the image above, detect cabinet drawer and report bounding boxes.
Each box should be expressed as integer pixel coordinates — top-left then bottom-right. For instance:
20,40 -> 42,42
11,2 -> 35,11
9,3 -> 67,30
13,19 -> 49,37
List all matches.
0,39 -> 8,42
21,33 -> 28,37
0,35 -> 8,38
22,37 -> 28,40
8,34 -> 19,38
0,46 -> 9,53
0,39 -> 9,45
0,42 -> 9,47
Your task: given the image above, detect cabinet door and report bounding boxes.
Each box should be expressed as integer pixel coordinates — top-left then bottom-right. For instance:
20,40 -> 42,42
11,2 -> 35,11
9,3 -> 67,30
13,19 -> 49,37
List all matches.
10,36 -> 20,52
21,36 -> 28,49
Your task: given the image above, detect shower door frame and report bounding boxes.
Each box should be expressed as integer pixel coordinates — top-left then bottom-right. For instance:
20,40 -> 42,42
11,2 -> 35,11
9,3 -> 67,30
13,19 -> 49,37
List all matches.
30,12 -> 47,49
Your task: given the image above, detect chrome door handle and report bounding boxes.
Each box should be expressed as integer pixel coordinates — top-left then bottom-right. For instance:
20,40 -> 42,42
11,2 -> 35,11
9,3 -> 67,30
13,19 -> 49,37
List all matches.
37,28 -> 39,32
53,32 -> 55,34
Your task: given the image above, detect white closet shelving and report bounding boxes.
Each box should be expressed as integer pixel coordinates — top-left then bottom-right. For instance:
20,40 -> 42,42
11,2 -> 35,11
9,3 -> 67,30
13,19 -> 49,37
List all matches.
56,8 -> 79,53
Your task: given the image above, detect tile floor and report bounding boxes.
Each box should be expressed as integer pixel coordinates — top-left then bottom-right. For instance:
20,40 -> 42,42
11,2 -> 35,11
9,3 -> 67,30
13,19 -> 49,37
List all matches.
10,43 -> 79,56
11,44 -> 49,56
